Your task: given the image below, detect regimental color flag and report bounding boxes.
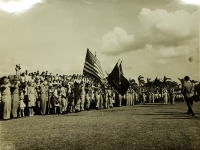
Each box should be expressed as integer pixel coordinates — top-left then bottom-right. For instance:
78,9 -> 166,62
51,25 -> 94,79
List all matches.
107,60 -> 130,96
83,48 -> 105,81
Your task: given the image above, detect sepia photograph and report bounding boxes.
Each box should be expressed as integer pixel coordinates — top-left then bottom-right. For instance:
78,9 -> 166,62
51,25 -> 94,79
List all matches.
0,0 -> 199,149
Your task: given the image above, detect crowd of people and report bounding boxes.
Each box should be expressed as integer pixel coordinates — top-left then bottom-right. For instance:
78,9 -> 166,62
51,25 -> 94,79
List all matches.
0,65 -> 198,120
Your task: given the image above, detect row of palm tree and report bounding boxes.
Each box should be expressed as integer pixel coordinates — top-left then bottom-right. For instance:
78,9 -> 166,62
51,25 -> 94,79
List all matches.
129,75 -> 198,93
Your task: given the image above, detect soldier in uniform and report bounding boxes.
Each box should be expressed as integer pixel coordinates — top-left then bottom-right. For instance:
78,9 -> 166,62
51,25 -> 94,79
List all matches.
129,87 -> 133,106
163,88 -> 168,105
169,88 -> 175,105
131,89 -> 134,105
154,91 -> 159,103
107,86 -> 113,108
104,86 -> 109,109
151,92 -> 155,103
100,83 -> 105,109
93,82 -> 101,110
142,92 -> 146,104
118,92 -> 123,107
126,88 -> 130,106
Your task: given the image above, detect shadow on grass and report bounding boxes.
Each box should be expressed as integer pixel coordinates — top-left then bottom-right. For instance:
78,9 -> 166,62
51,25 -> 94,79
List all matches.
154,116 -> 200,120
135,105 -> 165,108
155,112 -> 200,115
135,113 -> 185,116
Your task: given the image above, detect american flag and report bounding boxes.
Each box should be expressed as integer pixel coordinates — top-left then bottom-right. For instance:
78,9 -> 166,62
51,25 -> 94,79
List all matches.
83,48 -> 105,80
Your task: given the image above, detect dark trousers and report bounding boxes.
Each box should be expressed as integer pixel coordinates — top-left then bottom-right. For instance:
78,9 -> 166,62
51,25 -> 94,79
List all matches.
185,97 -> 194,115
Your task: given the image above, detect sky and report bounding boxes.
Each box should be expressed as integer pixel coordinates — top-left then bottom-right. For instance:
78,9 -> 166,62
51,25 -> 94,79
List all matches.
0,0 -> 199,83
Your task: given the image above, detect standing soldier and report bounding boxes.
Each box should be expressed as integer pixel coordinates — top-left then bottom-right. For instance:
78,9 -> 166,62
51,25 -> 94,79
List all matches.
93,82 -> 101,110
163,88 -> 168,105
118,92 -> 123,107
129,88 -> 132,105
100,83 -> 105,109
125,88 -> 129,106
104,86 -> 109,109
107,86 -> 113,108
130,87 -> 134,106
169,88 -> 175,105
142,92 -> 146,104
151,91 -> 155,103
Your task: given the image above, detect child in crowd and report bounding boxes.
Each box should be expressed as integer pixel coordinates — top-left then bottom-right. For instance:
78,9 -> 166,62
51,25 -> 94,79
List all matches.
19,91 -> 26,117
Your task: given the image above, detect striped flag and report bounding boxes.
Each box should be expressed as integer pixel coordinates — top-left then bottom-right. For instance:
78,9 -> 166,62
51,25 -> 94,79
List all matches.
83,48 -> 105,81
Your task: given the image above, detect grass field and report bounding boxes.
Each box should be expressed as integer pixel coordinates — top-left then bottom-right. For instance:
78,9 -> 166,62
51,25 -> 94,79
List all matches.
0,102 -> 200,150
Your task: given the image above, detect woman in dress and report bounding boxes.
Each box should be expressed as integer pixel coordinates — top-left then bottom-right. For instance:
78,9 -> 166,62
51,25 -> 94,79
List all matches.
80,81 -> 86,111
39,80 -> 47,115
11,80 -> 20,118
27,81 -> 37,116
0,77 -> 12,120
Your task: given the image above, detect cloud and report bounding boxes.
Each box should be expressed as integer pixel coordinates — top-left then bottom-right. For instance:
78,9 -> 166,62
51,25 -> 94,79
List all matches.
100,9 -> 198,56
179,0 -> 200,5
100,27 -> 135,55
156,46 -> 190,59
81,0 -> 116,5
81,0 -> 94,4
138,8 -> 198,47
0,0 -> 43,13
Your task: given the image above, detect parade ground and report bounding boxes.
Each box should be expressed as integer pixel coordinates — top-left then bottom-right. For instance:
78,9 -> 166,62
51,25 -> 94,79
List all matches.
1,102 -> 200,150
